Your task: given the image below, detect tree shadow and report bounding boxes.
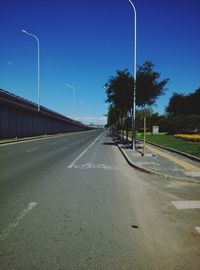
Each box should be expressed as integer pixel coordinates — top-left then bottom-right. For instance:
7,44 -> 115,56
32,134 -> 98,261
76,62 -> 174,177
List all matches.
102,142 -> 116,146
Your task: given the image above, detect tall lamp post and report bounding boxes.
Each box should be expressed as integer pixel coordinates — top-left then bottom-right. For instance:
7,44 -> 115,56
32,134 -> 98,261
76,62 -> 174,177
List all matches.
21,30 -> 40,111
128,0 -> 137,150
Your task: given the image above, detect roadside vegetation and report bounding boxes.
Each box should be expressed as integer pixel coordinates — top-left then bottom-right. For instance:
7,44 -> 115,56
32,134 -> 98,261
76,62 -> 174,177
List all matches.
136,132 -> 200,158
104,61 -> 169,142
104,60 -> 200,157
175,134 -> 200,142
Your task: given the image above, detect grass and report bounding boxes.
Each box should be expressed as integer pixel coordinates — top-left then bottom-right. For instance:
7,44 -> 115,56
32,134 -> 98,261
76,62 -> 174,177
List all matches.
132,132 -> 200,158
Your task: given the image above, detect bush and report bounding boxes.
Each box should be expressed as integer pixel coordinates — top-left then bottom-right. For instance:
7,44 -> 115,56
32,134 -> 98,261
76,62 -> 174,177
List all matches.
167,115 -> 200,135
137,127 -> 151,133
175,134 -> 200,142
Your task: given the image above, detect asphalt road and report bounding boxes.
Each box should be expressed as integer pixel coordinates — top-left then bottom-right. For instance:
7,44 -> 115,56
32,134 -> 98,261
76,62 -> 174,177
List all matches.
0,129 -> 200,270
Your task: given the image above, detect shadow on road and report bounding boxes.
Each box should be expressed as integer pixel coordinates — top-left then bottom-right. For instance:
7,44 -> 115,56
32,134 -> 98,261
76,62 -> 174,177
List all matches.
102,142 -> 116,146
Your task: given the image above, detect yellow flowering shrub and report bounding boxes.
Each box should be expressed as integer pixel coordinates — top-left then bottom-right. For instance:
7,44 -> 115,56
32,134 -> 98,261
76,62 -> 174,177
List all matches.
175,134 -> 200,142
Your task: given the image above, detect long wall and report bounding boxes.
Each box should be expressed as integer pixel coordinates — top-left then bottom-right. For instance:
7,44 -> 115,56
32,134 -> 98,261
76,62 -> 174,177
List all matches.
0,89 -> 89,139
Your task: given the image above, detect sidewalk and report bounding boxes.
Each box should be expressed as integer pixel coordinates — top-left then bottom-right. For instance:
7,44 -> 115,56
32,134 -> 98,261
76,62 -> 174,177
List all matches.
115,137 -> 200,183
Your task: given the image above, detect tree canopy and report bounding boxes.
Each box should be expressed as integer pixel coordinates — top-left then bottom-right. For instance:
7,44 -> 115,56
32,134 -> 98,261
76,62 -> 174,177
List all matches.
105,61 -> 169,127
105,69 -> 133,118
136,61 -> 169,108
166,88 -> 200,116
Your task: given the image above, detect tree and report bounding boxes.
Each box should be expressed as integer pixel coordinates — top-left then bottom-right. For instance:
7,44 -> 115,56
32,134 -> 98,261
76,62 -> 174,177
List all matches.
105,70 -> 133,140
166,115 -> 200,134
136,61 -> 169,154
105,62 -> 169,148
136,108 -> 153,132
190,88 -> 200,115
166,88 -> 200,116
106,105 -> 119,128
136,61 -> 169,108
105,69 -> 133,119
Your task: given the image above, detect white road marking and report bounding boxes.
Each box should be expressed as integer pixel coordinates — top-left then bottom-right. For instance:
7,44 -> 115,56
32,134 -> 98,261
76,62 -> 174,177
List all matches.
50,142 -> 57,146
184,171 -> 200,177
68,133 -> 103,168
26,148 -> 38,153
73,163 -> 119,170
0,202 -> 37,241
171,201 -> 200,209
195,227 -> 200,233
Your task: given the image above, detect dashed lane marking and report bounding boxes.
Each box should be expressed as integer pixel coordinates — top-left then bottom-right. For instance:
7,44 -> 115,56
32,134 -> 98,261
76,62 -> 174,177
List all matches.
25,148 -> 38,153
171,201 -> 200,209
68,133 -> 103,168
0,202 -> 37,241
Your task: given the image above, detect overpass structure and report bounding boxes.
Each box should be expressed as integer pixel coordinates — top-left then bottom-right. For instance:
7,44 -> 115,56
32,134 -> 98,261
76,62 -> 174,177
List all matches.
0,89 -> 89,139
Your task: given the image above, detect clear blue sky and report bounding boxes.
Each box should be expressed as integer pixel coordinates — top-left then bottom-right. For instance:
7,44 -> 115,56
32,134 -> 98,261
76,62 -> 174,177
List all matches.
1,0 -> 200,125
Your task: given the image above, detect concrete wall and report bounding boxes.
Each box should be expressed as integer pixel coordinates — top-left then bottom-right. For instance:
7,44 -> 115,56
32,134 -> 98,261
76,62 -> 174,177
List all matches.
0,89 -> 88,139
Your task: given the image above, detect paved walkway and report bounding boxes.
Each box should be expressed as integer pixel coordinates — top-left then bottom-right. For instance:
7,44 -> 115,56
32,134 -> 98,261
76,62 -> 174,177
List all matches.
116,138 -> 200,183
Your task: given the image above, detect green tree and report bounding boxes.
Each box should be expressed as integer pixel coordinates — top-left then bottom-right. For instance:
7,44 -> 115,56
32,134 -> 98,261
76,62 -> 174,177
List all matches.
166,88 -> 200,116
105,61 -> 169,146
106,105 -> 119,127
136,61 -> 169,108
105,69 -> 133,141
190,88 -> 200,115
105,69 -> 133,120
136,61 -> 169,153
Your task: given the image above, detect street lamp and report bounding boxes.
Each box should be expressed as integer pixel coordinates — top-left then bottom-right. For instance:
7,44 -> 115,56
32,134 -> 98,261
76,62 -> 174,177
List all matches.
65,83 -> 76,105
21,29 -> 40,111
128,0 -> 137,150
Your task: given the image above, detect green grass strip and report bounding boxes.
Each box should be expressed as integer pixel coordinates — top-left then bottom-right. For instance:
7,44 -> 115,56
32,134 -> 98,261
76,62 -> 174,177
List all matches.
133,132 -> 200,158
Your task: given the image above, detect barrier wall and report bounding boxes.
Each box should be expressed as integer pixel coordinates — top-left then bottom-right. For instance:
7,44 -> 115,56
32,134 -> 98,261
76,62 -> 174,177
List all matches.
0,89 -> 89,139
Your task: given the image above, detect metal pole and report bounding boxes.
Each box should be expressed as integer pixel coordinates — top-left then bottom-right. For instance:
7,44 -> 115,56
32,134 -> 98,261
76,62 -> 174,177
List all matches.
37,37 -> 40,111
128,0 -> 137,150
21,30 -> 40,111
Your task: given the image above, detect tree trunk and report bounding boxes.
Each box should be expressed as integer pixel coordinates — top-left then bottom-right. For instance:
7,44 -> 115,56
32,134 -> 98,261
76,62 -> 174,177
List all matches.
143,108 -> 146,156
126,126 -> 128,144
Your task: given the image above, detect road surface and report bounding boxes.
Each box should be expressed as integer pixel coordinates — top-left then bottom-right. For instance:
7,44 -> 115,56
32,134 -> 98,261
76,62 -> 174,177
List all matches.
0,129 -> 199,269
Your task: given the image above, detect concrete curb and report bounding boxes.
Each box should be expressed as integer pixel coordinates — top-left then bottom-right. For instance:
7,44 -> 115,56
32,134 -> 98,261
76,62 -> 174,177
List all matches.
0,135 -> 51,145
0,133 -> 73,145
117,143 -> 200,184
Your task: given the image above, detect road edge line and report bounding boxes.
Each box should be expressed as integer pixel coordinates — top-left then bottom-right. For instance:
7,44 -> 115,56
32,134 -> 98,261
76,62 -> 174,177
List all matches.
68,132 -> 103,168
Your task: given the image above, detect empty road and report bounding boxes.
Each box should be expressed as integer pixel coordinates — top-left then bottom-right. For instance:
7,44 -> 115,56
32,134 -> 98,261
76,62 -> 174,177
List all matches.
0,129 -> 200,269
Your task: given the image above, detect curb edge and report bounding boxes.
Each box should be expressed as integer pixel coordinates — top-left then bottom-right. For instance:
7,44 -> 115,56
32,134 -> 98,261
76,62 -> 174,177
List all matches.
117,143 -> 200,184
